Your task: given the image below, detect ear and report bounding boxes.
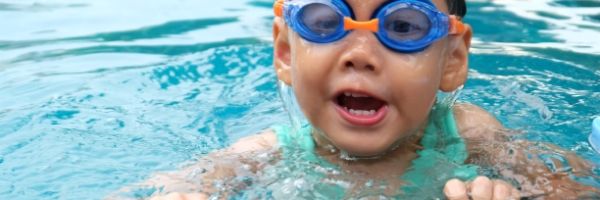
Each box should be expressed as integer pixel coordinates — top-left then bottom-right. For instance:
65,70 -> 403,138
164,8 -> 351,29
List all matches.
440,24 -> 472,92
273,18 -> 292,85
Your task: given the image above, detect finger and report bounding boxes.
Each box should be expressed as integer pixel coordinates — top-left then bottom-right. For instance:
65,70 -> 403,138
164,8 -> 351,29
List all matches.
444,179 -> 469,200
492,180 -> 511,200
470,176 -> 493,200
182,193 -> 208,200
150,192 -> 183,200
510,187 -> 521,200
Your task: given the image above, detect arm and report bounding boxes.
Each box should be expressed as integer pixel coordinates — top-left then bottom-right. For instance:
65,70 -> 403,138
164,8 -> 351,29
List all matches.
107,131 -> 278,200
450,103 -> 599,199
161,130 -> 278,193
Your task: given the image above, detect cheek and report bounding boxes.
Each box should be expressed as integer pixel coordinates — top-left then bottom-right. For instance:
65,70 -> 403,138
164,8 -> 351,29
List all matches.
398,71 -> 440,118
289,36 -> 342,92
385,46 -> 446,121
404,41 -> 446,89
387,52 -> 444,95
288,36 -> 341,119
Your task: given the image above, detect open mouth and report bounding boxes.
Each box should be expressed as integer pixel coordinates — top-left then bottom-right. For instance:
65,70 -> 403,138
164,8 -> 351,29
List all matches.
334,91 -> 389,126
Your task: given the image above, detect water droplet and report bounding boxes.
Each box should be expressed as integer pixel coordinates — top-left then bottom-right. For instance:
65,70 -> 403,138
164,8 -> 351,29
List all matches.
365,180 -> 374,187
339,151 -> 357,161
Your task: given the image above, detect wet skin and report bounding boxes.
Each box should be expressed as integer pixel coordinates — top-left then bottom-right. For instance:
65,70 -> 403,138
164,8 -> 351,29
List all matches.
274,0 -> 470,157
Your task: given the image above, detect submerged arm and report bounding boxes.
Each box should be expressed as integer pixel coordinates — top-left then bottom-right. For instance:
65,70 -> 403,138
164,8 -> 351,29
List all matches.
453,103 -> 599,199
107,131 -> 278,199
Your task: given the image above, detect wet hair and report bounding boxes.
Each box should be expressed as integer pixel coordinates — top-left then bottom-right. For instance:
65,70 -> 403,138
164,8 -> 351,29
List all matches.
446,0 -> 467,18
283,0 -> 468,18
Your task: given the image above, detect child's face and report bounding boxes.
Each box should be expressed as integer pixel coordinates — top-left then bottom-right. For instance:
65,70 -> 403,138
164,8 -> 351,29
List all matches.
274,0 -> 472,156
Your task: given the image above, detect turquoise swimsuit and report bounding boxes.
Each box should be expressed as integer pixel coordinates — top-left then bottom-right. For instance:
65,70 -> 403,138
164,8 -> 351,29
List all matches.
271,105 -> 478,199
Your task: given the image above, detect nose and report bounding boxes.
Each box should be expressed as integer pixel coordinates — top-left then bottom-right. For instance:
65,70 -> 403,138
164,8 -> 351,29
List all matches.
343,59 -> 376,71
338,32 -> 382,73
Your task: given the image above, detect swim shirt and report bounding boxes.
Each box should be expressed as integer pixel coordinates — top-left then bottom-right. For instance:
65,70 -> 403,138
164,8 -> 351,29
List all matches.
271,104 -> 478,198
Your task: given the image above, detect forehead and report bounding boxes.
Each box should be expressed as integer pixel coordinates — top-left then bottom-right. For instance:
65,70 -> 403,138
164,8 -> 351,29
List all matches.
344,0 -> 448,14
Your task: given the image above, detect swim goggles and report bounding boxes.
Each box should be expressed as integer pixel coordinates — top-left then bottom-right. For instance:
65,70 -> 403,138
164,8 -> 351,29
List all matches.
273,0 -> 466,53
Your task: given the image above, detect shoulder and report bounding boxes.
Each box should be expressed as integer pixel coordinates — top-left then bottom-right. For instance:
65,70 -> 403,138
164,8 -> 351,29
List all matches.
452,103 -> 504,141
227,130 -> 278,154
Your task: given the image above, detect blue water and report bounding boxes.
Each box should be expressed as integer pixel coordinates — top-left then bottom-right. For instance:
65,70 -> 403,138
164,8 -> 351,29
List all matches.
0,0 -> 598,199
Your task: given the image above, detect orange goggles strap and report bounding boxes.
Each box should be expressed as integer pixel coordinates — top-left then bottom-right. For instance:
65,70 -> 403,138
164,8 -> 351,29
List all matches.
449,16 -> 465,35
274,0 -> 284,17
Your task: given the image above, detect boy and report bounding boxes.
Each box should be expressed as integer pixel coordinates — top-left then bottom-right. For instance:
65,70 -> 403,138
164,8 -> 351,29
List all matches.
137,0 -> 598,199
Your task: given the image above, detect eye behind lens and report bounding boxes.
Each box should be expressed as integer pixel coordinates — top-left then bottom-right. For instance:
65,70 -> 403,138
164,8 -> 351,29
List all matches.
299,3 -> 343,38
383,8 -> 431,41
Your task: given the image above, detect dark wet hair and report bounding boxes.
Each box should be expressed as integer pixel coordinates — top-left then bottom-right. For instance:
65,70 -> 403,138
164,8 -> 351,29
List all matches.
283,0 -> 467,18
446,0 -> 467,18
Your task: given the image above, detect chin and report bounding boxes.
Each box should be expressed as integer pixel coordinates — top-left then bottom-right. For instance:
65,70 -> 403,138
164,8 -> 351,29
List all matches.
328,133 -> 396,157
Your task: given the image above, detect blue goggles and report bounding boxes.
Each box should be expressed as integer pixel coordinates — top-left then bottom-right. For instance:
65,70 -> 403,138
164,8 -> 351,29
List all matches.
274,0 -> 465,53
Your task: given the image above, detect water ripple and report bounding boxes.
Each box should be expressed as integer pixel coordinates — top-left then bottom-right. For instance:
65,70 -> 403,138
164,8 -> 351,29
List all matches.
8,37 -> 265,63
0,17 -> 239,50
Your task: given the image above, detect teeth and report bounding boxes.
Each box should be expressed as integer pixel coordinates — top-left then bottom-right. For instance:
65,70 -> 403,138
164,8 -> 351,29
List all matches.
348,109 -> 376,116
349,109 -> 357,115
343,92 -> 369,98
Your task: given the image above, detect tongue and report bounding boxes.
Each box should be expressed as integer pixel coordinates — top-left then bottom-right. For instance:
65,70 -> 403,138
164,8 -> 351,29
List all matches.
340,95 -> 384,111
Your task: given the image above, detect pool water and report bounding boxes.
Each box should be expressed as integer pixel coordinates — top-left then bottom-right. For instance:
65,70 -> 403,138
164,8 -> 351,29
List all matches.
0,0 -> 598,199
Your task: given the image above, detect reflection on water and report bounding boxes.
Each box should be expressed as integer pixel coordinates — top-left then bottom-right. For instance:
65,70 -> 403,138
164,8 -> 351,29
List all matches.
0,0 -> 598,199
488,0 -> 600,54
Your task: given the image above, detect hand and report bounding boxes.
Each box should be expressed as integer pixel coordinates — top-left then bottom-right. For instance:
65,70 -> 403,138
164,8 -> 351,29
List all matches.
444,176 -> 520,200
149,192 -> 208,200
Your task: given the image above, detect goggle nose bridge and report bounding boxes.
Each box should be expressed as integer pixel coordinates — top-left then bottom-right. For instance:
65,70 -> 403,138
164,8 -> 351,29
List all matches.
343,17 -> 380,32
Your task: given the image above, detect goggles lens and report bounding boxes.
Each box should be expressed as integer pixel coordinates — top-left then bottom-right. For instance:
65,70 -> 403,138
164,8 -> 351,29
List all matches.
383,8 -> 431,41
299,3 -> 342,38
